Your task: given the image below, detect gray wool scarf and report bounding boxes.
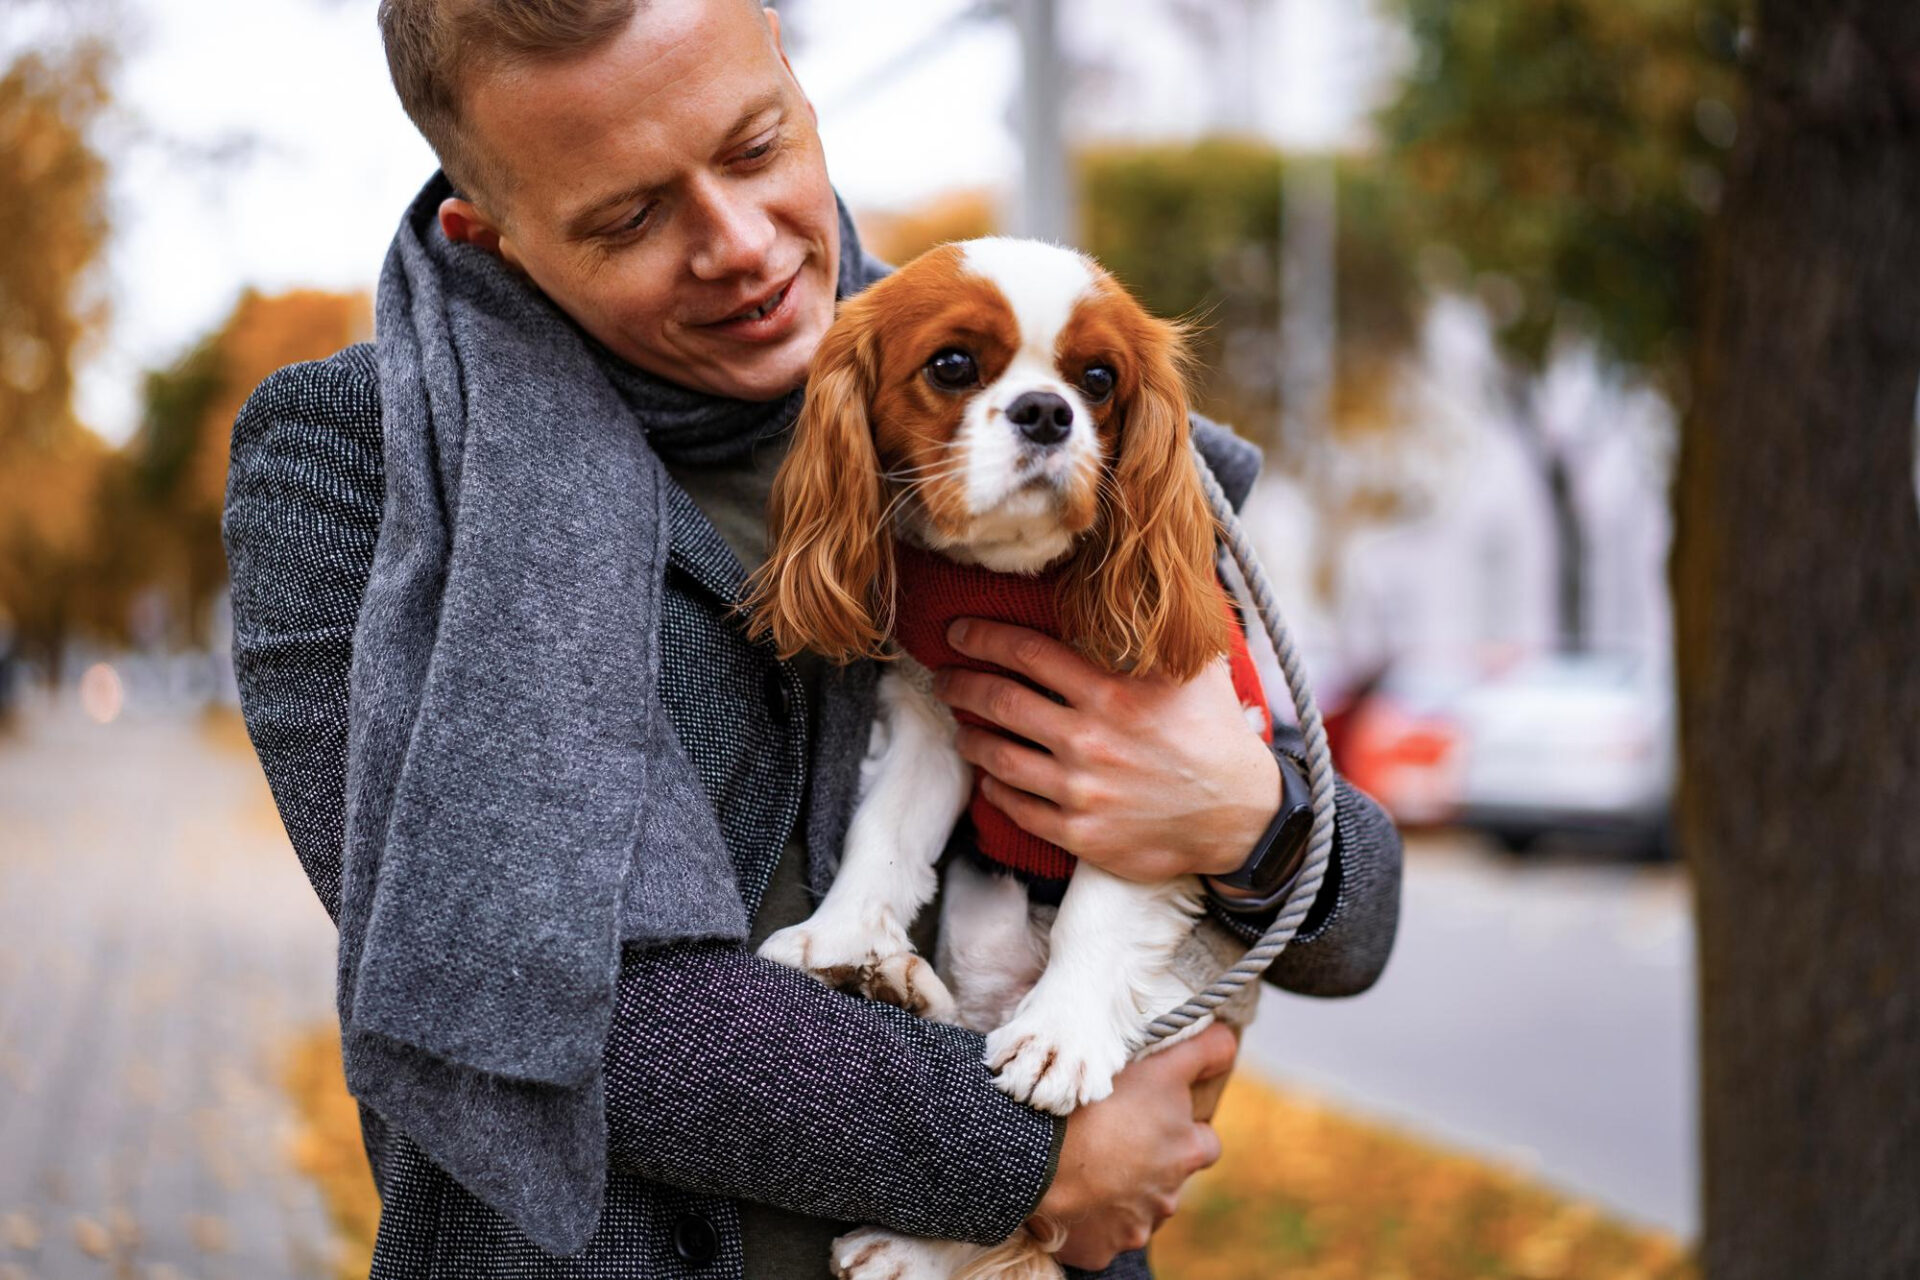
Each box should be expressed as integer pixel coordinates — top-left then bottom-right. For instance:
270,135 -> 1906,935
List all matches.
341,173 -> 886,1254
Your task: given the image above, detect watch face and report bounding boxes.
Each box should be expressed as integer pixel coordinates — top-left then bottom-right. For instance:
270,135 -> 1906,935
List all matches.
1256,804 -> 1315,896
1234,750 -> 1314,898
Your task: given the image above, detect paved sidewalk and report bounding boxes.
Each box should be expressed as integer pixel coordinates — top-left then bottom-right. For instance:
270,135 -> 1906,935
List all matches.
0,703 -> 339,1280
0,695 -> 1699,1272
1245,832 -> 1697,1238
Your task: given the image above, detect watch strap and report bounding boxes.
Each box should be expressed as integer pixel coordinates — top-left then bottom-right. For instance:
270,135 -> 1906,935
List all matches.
1205,741 -> 1314,914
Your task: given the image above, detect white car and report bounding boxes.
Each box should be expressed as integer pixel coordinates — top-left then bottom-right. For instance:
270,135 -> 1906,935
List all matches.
1453,653 -> 1676,858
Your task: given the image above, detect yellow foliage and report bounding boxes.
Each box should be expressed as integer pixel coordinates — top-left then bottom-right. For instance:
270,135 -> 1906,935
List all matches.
0,39 -> 114,667
105,287 -> 370,648
185,289 -> 371,516
283,1024 -> 380,1280
856,190 -> 999,268
0,41 -> 110,442
1153,1075 -> 1695,1280
280,1021 -> 1693,1280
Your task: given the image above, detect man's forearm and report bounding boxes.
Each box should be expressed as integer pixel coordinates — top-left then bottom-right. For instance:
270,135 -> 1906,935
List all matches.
604,941 -> 1061,1245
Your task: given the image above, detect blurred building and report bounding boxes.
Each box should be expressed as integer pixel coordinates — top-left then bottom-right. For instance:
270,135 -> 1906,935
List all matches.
1258,297 -> 1677,687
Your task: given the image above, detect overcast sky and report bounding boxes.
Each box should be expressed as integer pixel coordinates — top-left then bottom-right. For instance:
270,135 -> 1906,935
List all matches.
71,0 -> 1397,444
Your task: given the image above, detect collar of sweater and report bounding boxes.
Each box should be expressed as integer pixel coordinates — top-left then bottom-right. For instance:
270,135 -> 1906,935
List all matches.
890,539 -> 1070,677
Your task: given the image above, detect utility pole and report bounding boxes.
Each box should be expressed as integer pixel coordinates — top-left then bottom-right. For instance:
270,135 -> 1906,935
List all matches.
1011,0 -> 1073,244
1279,153 -> 1336,462
1273,0 -> 1337,462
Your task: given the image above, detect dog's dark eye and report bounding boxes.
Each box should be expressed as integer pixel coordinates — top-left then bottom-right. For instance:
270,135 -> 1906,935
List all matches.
1079,363 -> 1116,404
925,348 -> 979,391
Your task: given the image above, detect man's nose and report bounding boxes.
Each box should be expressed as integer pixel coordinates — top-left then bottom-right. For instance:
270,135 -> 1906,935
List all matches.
687,180 -> 777,281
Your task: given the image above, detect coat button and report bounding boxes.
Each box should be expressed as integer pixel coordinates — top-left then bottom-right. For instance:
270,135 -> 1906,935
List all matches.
763,665 -> 793,725
670,1212 -> 718,1266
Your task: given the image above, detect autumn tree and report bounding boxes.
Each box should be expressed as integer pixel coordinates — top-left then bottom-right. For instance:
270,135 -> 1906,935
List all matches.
1378,0 -> 1745,650
1077,140 -> 1420,453
1672,1 -> 1920,1272
113,289 -> 370,647
0,38 -> 113,680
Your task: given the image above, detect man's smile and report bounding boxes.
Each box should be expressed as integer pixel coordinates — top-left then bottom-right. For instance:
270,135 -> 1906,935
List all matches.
696,269 -> 805,342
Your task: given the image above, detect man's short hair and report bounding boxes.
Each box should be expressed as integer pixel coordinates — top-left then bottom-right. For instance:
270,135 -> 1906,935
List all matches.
378,0 -> 641,209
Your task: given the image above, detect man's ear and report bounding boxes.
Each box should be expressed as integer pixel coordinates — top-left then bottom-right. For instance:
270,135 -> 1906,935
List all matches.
438,196 -> 523,270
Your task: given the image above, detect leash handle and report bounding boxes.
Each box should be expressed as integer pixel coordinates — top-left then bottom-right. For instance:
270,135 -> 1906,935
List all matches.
1140,443 -> 1339,1042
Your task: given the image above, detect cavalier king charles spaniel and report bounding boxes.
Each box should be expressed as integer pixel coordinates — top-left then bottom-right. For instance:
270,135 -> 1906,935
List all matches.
746,237 -> 1267,1280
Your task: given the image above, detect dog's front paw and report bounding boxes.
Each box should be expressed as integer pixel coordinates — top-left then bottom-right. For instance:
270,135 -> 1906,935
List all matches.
985,1001 -> 1131,1115
831,1227 -> 976,1280
757,921 -> 956,1019
755,920 -> 835,975
861,951 -> 959,1021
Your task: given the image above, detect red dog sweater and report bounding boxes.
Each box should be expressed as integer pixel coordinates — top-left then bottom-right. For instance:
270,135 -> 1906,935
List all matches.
890,539 -> 1272,882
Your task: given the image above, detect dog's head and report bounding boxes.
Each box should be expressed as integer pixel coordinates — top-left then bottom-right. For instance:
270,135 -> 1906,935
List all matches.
746,236 -> 1227,679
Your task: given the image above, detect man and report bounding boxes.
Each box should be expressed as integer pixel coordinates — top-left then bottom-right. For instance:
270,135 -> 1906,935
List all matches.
222,1 -> 1402,1277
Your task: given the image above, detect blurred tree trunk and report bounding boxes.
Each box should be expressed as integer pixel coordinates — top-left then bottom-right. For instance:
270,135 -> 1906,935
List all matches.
1504,373 -> 1589,652
1540,445 -> 1585,653
1673,3 -> 1920,1276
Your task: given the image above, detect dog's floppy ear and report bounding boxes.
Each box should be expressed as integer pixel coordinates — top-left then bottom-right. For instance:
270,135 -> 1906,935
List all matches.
745,297 -> 894,663
1059,311 -> 1227,681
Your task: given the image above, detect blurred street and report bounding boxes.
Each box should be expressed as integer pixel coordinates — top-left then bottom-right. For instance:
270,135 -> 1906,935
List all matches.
1,694 -> 1698,1278
1248,832 -> 1696,1238
0,700 -> 337,1280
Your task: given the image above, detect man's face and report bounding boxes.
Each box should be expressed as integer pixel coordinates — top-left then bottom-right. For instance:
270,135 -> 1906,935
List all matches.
454,0 -> 840,402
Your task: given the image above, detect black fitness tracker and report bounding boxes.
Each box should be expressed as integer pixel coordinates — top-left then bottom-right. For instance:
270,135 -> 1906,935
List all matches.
1206,744 -> 1315,913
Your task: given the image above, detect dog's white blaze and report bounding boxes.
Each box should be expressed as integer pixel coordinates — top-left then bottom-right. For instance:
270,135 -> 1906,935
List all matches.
960,236 -> 1096,356
953,238 -> 1104,535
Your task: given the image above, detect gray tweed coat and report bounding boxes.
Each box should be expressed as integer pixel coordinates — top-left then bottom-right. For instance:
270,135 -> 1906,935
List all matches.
223,343 -> 1402,1280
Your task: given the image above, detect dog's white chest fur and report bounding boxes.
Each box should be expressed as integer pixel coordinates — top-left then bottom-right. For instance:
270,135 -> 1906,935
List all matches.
757,662 -> 1227,1279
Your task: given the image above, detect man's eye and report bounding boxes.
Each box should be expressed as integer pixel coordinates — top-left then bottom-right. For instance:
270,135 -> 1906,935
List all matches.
1079,363 -> 1116,403
924,349 -> 979,390
736,135 -> 780,167
614,202 -> 657,236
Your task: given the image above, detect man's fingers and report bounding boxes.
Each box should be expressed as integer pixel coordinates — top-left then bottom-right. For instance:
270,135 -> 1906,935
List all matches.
1189,1120 -> 1223,1173
978,774 -> 1070,847
954,726 -> 1068,803
947,618 -> 1099,705
936,668 -> 1074,749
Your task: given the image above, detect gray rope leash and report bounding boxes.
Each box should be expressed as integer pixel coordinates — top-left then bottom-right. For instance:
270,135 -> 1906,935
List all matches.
1141,442 -> 1339,1042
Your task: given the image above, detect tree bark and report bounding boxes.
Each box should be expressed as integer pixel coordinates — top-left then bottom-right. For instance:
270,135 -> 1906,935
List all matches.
1542,447 -> 1586,653
1504,371 -> 1590,652
1673,4 -> 1920,1276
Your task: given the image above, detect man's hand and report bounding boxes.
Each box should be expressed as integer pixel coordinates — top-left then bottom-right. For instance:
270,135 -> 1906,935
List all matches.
1033,1023 -> 1238,1269
932,618 -> 1280,882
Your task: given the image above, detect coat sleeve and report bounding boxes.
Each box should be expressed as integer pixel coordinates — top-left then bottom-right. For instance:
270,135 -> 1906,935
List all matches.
1204,751 -> 1405,998
1190,414 -> 1404,997
221,348 -> 1061,1244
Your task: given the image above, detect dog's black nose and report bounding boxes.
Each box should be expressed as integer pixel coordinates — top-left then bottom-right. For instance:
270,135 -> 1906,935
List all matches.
1006,391 -> 1073,446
